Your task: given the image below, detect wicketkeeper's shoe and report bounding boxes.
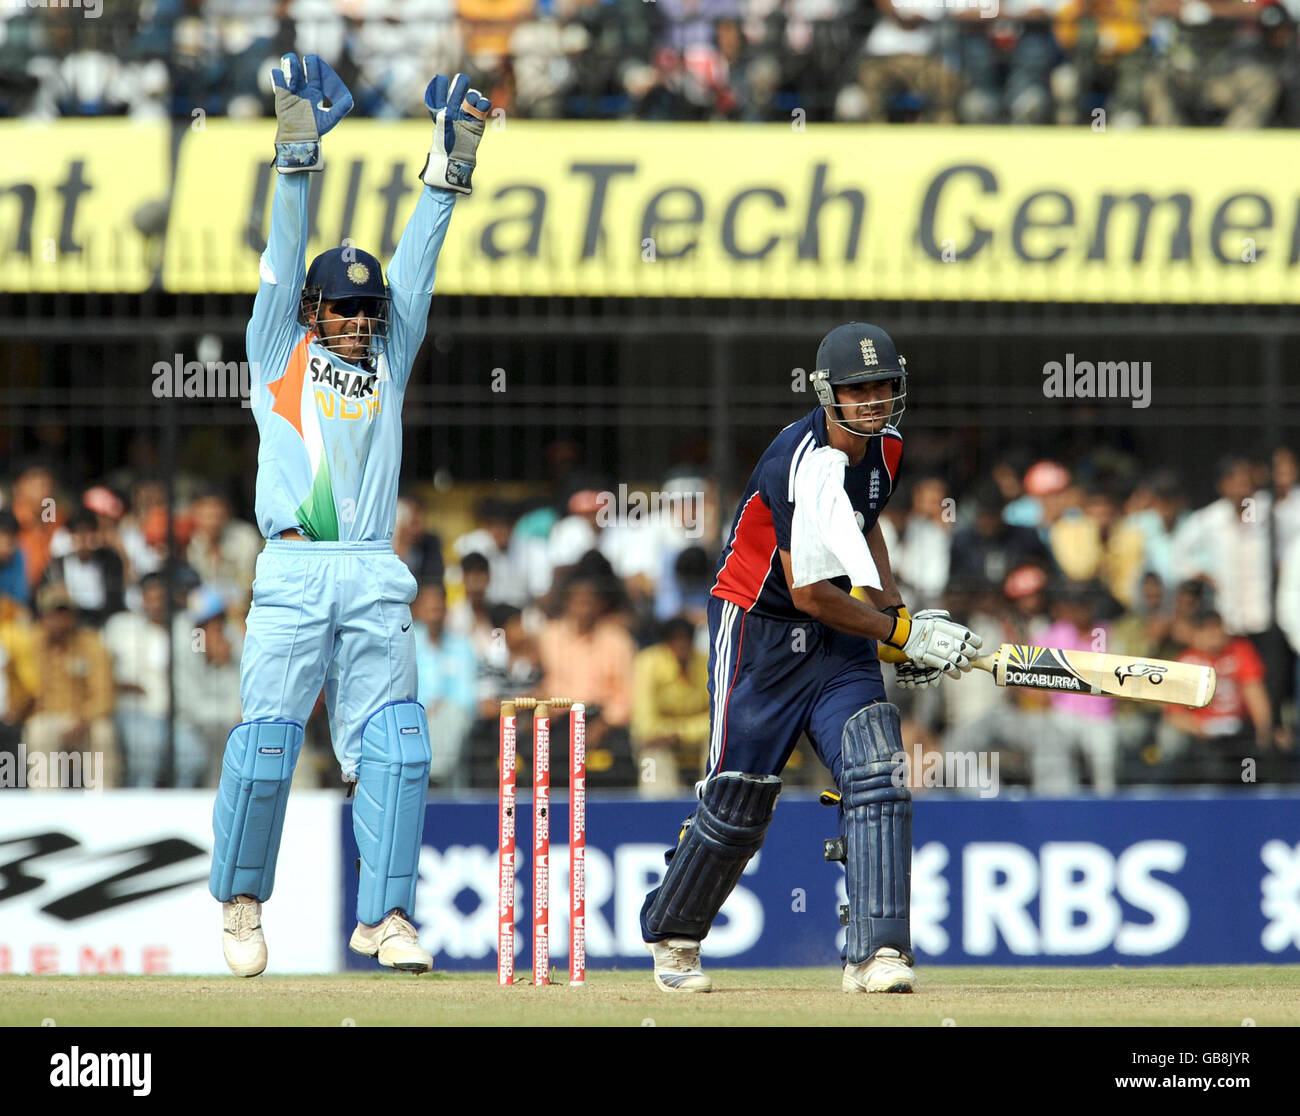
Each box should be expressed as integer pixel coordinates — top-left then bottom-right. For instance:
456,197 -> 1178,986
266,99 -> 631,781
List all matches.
221,895 -> 268,978
349,909 -> 432,973
647,937 -> 713,993
842,947 -> 916,994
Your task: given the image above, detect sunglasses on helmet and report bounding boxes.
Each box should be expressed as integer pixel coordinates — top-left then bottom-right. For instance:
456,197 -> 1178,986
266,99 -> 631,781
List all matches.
328,297 -> 385,320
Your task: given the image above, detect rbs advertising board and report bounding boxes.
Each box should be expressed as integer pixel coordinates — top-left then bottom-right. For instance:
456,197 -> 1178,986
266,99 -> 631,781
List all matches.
341,794 -> 1300,970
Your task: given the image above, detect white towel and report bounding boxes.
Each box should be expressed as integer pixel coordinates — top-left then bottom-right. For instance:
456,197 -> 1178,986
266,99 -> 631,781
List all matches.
791,444 -> 881,589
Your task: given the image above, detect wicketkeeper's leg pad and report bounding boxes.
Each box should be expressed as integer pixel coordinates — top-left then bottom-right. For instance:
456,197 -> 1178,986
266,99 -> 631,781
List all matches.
839,702 -> 912,964
353,701 -> 431,926
209,720 -> 304,902
640,770 -> 782,942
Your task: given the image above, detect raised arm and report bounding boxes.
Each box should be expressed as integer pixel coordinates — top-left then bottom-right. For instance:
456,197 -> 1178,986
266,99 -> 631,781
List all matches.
247,54 -> 353,372
384,73 -> 490,384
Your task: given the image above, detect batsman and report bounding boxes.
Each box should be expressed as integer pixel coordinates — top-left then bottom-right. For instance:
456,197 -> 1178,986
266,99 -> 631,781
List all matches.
208,54 -> 489,977
641,323 -> 982,993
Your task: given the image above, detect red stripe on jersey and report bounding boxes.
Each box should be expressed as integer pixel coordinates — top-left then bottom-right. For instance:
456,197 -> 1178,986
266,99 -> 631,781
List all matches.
881,433 -> 903,484
712,492 -> 777,611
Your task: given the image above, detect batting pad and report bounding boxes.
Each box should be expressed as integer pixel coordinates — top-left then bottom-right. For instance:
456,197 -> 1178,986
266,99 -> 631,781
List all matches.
209,720 -> 304,902
641,771 -> 782,941
840,702 -> 912,964
353,701 -> 431,926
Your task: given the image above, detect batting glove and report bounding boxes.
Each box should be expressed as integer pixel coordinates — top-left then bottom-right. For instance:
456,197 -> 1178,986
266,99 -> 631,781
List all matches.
271,53 -> 353,173
895,609 -> 959,689
888,608 -> 982,676
420,73 -> 490,194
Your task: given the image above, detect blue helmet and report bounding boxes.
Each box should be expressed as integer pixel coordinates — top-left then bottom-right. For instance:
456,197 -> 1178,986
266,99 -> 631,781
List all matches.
810,322 -> 908,435
300,246 -> 391,366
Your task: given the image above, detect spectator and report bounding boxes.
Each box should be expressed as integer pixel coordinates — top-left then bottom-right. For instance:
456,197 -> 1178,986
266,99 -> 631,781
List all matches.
1034,582 -> 1119,792
0,596 -> 38,763
22,583 -> 118,788
448,550 -> 496,659
11,465 -> 60,590
1123,470 -> 1186,591
468,602 -> 543,786
1049,483 -> 1145,607
454,497 -> 528,606
949,482 -> 1055,589
837,0 -> 960,123
103,571 -> 203,787
1144,0 -> 1282,127
42,507 -> 126,626
538,574 -> 637,783
174,587 -> 243,786
894,475 -> 952,610
1051,0 -> 1149,127
654,543 -> 712,627
630,615 -> 710,796
0,510 -> 27,607
186,489 -> 262,603
1159,609 -> 1276,781
393,496 -> 446,586
413,582 -> 478,788
1173,456 -> 1271,640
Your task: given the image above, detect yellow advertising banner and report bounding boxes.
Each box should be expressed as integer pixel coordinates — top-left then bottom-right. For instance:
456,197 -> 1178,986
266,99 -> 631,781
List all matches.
8,120 -> 1300,301
2,121 -> 170,293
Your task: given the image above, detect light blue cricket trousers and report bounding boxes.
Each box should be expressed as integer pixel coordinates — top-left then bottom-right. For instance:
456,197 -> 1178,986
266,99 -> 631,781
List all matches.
239,539 -> 419,780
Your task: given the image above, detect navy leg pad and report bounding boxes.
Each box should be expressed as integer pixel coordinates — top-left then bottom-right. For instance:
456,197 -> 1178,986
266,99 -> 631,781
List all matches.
641,771 -> 782,942
354,701 -> 431,926
209,720 -> 304,903
840,703 -> 912,963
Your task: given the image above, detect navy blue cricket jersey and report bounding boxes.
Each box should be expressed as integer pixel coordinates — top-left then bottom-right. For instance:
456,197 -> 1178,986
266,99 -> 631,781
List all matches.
711,408 -> 903,619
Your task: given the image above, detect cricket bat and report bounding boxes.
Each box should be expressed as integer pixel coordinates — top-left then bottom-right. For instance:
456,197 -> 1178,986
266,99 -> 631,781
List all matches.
971,644 -> 1217,708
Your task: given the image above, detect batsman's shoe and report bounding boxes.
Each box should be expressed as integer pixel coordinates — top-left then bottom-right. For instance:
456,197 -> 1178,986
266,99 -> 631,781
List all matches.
349,910 -> 432,973
221,895 -> 267,978
842,947 -> 916,994
647,938 -> 713,993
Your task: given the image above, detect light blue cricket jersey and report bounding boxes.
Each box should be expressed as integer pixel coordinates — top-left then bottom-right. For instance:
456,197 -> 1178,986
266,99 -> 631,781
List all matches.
246,172 -> 455,542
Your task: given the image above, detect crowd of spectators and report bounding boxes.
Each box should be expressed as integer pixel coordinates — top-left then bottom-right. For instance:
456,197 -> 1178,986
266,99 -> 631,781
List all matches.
2,443 -> 1299,793
2,0 -> 1299,127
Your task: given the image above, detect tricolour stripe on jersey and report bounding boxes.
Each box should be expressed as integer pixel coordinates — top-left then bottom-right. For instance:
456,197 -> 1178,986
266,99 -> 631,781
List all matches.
788,431 -> 815,502
712,492 -> 777,611
880,429 -> 903,486
707,600 -> 734,774
708,600 -> 745,776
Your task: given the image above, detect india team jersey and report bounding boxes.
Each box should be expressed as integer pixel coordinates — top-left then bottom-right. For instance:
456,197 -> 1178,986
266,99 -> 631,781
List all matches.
246,172 -> 455,541
712,408 -> 903,620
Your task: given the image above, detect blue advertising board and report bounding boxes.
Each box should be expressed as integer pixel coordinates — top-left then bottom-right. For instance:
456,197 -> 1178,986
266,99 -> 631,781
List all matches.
340,791 -> 1300,969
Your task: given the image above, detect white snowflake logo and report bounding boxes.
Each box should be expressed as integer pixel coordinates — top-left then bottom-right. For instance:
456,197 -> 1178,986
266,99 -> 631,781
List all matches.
912,843 -> 951,955
1260,840 -> 1300,953
413,845 -> 499,959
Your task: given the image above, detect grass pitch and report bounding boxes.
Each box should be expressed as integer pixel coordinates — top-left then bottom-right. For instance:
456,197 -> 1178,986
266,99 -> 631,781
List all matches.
2,967 -> 1297,1027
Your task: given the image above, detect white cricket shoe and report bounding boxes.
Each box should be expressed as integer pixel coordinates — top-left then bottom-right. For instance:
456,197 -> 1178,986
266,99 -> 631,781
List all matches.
222,895 -> 267,978
349,910 -> 432,973
842,947 -> 916,994
647,937 -> 713,993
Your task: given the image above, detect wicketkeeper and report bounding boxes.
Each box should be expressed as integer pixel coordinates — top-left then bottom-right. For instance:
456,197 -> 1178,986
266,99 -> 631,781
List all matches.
640,323 -> 982,993
209,54 -> 489,977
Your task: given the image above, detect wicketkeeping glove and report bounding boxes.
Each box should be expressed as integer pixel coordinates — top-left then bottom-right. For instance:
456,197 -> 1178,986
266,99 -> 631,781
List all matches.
271,53 -> 353,173
887,608 -> 982,676
420,73 -> 490,194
